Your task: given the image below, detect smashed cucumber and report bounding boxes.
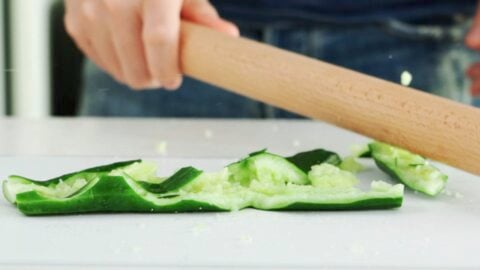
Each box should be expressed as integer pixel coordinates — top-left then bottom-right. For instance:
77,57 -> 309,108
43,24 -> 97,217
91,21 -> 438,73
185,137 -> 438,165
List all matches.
3,149 -> 405,216
369,141 -> 448,196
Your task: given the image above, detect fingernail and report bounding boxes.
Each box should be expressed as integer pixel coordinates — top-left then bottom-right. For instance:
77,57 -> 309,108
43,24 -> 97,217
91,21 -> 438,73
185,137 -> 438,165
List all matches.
163,78 -> 182,91
144,79 -> 162,90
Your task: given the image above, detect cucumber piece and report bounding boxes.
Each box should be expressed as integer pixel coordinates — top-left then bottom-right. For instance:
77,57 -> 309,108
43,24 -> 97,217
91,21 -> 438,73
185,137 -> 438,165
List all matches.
339,156 -> 365,173
139,167 -> 202,194
228,151 -> 309,186
10,159 -> 141,187
286,149 -> 341,173
3,173 -> 97,204
115,161 -> 162,183
15,175 -> 224,216
369,141 -> 447,196
2,148 -> 405,215
3,160 -> 140,204
253,181 -> 403,210
350,144 -> 372,158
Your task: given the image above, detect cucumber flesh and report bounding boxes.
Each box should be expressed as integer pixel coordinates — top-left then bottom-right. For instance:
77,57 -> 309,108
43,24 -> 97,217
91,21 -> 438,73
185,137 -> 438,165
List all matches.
4,174 -> 96,204
228,152 -> 309,186
339,156 -> 365,173
369,142 -> 447,196
308,164 -> 358,189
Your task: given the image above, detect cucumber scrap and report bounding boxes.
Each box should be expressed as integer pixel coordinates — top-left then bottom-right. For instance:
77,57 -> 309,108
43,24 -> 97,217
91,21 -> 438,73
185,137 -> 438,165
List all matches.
369,141 -> 448,196
2,148 -> 406,216
286,149 -> 341,173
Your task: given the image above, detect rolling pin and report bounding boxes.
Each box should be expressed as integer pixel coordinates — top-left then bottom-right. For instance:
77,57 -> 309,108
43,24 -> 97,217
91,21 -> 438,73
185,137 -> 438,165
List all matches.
180,22 -> 480,175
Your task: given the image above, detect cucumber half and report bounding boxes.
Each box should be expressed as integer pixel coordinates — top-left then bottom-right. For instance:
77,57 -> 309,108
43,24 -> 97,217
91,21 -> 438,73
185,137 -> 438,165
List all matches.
369,141 -> 448,196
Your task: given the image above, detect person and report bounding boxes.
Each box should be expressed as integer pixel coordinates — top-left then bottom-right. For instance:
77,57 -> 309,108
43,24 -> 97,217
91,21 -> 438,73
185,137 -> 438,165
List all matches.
64,0 -> 480,118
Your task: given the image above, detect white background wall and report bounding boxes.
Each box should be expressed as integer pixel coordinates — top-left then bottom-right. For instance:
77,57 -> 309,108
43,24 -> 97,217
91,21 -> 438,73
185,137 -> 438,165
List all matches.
10,0 -> 55,117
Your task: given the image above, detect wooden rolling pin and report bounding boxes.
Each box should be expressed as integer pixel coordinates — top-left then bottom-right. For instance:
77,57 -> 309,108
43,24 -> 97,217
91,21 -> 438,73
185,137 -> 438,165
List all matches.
180,22 -> 480,175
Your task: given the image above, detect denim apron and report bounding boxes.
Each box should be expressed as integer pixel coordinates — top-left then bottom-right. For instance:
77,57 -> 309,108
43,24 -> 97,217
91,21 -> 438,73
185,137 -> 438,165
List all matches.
79,1 -> 479,117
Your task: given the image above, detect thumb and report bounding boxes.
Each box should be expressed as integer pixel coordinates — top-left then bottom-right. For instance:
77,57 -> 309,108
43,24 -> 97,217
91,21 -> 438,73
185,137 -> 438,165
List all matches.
466,4 -> 480,49
181,0 -> 239,37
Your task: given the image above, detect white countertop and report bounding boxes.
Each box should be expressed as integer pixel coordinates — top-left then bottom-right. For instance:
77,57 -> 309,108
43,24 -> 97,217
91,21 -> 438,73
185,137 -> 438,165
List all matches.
0,117 -> 479,269
0,117 -> 365,157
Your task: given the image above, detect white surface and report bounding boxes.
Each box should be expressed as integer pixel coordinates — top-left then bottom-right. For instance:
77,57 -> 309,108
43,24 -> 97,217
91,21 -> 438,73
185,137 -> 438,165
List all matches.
0,118 -> 369,157
11,0 -> 54,117
0,118 -> 479,269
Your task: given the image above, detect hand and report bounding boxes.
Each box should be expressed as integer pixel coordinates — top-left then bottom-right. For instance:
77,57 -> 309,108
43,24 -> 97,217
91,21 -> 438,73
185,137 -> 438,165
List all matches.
465,4 -> 480,97
64,0 -> 239,90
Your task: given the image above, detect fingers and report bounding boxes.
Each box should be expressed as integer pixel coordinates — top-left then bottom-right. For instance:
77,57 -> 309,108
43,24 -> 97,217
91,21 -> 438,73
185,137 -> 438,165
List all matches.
182,0 -> 239,37
84,1 -> 124,81
65,0 -> 237,91
65,0 -> 124,83
142,0 -> 183,90
465,3 -> 480,49
105,0 -> 154,89
64,0 -> 105,71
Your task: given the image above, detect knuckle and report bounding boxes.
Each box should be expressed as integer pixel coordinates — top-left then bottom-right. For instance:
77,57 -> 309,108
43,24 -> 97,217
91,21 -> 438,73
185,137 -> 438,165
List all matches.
81,0 -> 101,22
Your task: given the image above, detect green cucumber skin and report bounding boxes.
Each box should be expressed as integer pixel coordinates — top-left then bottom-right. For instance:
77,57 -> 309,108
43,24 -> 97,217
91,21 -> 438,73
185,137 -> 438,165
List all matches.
248,149 -> 267,157
371,158 -> 406,188
286,149 -> 342,173
15,175 -> 225,216
358,151 -> 372,158
11,160 -> 141,187
140,167 -> 202,194
272,197 -> 403,211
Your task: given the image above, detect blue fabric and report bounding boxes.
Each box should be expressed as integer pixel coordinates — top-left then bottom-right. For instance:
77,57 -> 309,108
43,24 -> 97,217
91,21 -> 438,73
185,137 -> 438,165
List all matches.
474,97 -> 480,107
212,0 -> 477,25
78,3 -> 479,118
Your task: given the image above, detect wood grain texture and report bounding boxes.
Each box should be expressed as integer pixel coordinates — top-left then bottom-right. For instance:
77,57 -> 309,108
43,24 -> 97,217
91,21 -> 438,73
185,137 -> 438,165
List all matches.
180,22 -> 480,175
